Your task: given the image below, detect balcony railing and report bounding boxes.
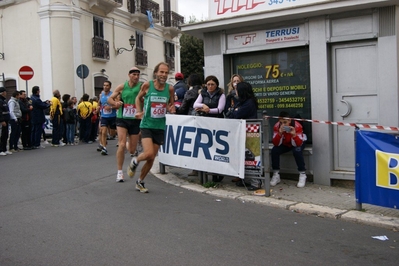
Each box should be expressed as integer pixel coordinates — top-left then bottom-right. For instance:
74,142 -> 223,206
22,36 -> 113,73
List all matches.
135,48 -> 148,67
92,37 -> 110,60
128,0 -> 160,22
165,55 -> 175,71
161,11 -> 184,29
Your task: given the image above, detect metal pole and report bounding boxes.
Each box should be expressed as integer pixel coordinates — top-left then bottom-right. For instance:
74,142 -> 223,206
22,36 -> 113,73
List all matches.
82,78 -> 85,94
26,80 -> 28,92
81,65 -> 85,94
354,127 -> 362,211
159,162 -> 166,174
263,111 -> 271,197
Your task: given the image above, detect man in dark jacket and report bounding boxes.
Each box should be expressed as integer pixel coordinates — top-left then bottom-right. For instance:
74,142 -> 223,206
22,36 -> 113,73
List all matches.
30,86 -> 50,149
176,73 -> 202,115
173,72 -> 188,111
0,87 -> 11,155
19,90 -> 33,150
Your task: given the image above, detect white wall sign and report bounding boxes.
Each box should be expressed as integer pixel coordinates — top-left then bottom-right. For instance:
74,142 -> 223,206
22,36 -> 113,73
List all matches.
210,0 -> 332,19
227,26 -> 304,49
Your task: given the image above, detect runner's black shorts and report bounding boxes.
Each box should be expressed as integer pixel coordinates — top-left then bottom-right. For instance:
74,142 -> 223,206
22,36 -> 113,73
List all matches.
116,118 -> 141,135
100,117 -> 116,129
140,128 -> 165,146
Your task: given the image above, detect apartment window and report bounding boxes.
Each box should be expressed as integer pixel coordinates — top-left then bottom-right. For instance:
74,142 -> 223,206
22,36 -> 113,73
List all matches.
135,31 -> 147,66
164,41 -> 175,71
136,31 -> 144,49
93,17 -> 104,38
92,17 -> 109,60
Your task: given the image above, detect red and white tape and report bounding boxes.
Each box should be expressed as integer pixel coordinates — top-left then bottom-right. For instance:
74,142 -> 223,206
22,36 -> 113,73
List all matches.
264,116 -> 399,131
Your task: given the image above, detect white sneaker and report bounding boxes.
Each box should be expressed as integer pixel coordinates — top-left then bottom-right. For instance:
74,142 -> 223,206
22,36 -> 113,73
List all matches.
59,142 -> 66,147
116,173 -> 124,182
0,152 -> 6,156
43,140 -> 49,144
297,173 -> 307,188
270,173 -> 280,186
5,151 -> 12,155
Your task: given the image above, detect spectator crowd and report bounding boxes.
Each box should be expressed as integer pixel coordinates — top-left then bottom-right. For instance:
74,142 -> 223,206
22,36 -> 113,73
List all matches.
0,64 -> 308,193
0,86 -> 104,154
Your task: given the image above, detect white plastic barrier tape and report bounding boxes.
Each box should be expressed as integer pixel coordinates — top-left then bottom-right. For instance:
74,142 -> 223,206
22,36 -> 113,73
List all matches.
264,116 -> 399,131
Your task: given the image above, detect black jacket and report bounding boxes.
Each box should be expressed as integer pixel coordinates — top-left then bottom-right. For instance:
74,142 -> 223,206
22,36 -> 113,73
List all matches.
19,98 -> 32,122
0,95 -> 10,123
176,85 -> 202,115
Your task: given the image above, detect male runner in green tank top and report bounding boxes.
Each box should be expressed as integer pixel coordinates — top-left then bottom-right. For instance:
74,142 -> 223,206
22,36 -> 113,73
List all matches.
108,67 -> 142,182
128,62 -> 176,193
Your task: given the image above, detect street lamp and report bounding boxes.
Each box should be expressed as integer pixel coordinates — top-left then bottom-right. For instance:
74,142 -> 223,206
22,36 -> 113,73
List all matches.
117,35 -> 136,55
0,53 -> 4,60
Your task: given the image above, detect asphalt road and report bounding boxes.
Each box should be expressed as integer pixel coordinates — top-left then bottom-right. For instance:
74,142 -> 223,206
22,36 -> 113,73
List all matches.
0,141 -> 398,266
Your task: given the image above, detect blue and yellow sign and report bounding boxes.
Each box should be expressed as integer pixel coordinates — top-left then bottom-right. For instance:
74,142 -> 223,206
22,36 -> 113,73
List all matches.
376,150 -> 399,190
356,130 -> 399,209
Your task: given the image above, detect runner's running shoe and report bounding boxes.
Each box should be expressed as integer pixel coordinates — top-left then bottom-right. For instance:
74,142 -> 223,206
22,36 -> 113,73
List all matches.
101,147 -> 108,155
135,180 -> 148,193
127,157 -> 139,178
116,173 -> 124,182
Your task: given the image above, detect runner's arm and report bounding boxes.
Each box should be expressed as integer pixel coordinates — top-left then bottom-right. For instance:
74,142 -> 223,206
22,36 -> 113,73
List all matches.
135,82 -> 149,119
168,84 -> 176,114
107,84 -> 124,109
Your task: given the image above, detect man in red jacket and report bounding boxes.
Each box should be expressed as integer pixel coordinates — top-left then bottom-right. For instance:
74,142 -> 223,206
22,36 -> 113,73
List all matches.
270,111 -> 307,188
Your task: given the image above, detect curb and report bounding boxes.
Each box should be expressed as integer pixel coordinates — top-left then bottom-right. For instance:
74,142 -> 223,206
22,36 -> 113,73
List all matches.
151,164 -> 399,230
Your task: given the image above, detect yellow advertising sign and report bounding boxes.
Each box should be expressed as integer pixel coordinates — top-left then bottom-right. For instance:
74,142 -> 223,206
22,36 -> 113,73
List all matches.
376,150 -> 399,190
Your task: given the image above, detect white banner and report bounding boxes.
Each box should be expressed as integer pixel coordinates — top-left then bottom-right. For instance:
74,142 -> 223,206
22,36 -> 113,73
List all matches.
159,115 -> 246,178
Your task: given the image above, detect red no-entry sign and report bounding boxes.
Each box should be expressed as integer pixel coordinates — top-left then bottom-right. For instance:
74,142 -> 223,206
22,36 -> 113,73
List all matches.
19,66 -> 34,81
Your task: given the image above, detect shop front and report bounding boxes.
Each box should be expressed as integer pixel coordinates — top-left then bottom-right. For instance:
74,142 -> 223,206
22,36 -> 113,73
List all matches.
182,0 -> 399,185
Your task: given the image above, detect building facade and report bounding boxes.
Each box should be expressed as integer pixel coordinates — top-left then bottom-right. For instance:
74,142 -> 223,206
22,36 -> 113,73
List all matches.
0,0 -> 184,100
183,0 -> 399,185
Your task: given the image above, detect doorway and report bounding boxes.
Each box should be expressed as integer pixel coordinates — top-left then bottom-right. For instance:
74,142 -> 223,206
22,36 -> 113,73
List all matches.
331,41 -> 378,172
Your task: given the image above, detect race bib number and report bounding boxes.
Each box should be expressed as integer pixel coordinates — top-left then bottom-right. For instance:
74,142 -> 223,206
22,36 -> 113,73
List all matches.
151,102 -> 167,118
102,106 -> 112,115
123,104 -> 136,118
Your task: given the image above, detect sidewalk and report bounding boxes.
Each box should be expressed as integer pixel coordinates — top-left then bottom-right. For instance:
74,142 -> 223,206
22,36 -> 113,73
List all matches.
151,157 -> 399,230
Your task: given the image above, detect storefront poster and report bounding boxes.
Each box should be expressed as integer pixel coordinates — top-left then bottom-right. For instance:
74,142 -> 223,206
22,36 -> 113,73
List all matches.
245,121 -> 262,177
232,46 -> 312,142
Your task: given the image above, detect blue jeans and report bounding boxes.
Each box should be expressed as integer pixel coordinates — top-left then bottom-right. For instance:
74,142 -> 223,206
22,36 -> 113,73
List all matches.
9,119 -> 21,150
31,123 -> 43,147
66,123 -> 76,144
271,144 -> 306,172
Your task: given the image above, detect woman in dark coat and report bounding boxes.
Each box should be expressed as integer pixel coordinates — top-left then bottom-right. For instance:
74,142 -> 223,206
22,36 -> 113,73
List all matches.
225,82 -> 258,119
226,82 -> 260,190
